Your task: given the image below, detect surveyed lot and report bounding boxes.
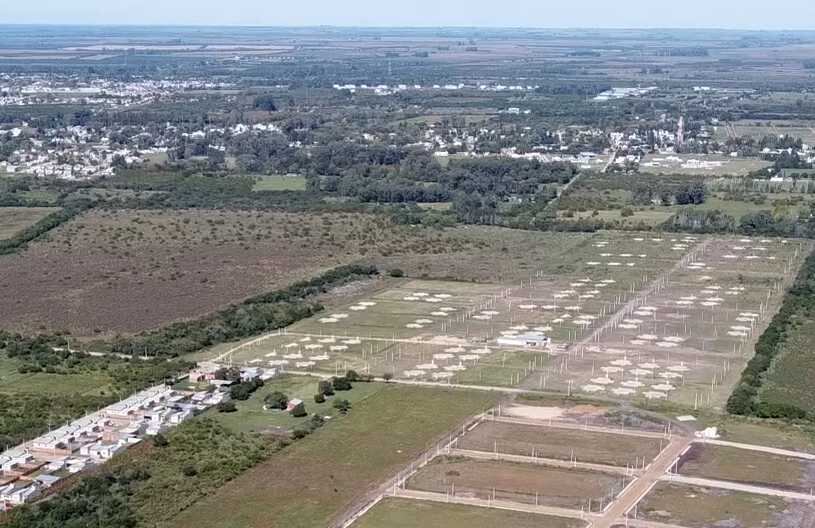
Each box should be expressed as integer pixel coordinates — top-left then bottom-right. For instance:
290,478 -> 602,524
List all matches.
406,457 -> 628,512
353,498 -> 586,528
633,482 -> 805,528
169,385 -> 497,528
207,233 -> 808,410
457,420 -> 663,467
679,444 -> 815,493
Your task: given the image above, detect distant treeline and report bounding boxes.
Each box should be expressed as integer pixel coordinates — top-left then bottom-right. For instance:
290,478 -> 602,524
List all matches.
662,206 -> 815,238
727,250 -> 815,421
314,156 -> 577,203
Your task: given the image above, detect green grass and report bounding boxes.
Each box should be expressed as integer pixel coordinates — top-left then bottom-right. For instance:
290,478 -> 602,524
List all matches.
205,375 -> 385,433
760,316 -> 815,414
0,356 -> 113,396
252,174 -> 307,191
169,385 -> 498,528
354,498 -> 584,528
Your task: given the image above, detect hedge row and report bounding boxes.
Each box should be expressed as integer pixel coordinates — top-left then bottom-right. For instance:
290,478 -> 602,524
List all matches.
726,249 -> 815,420
0,202 -> 92,255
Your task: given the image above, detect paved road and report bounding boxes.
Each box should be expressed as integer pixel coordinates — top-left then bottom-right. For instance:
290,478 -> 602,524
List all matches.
448,447 -> 637,477
390,488 -> 598,523
696,438 -> 815,460
660,475 -> 815,502
592,436 -> 694,528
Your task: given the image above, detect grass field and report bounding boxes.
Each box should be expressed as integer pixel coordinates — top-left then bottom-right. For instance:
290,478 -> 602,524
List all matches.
760,316 -> 815,415
168,385 -> 497,528
635,482 -> 794,528
457,421 -> 664,467
353,498 -> 585,528
202,375 -> 385,434
0,206 -> 60,240
407,457 -> 627,512
252,174 -> 307,191
0,356 -> 112,396
712,418 -> 815,453
679,444 -> 815,492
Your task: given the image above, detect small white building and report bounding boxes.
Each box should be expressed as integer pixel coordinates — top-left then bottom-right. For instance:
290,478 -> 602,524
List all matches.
496,334 -> 551,348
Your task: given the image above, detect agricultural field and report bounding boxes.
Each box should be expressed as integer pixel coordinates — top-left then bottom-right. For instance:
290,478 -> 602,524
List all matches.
631,482 -> 810,528
0,206 -> 59,240
353,498 -> 585,528
169,385 -> 497,528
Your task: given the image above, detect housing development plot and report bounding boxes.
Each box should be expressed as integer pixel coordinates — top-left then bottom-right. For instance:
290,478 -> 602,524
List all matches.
630,482 -> 811,528
204,233 -> 809,409
406,457 -> 628,512
456,420 -> 664,468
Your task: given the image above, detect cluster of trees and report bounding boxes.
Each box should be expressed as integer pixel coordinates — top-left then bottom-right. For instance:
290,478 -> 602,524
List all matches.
632,182 -> 706,206
662,205 -> 815,237
312,155 -> 576,204
727,251 -> 815,421
229,377 -> 265,401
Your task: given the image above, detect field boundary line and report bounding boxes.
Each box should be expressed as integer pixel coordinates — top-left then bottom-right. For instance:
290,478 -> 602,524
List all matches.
660,475 -> 815,501
448,447 -> 637,477
694,438 -> 815,460
390,488 -> 599,524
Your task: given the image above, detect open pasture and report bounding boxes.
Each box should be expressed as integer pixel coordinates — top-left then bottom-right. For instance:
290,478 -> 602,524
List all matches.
405,457 -> 628,513
456,420 -> 664,468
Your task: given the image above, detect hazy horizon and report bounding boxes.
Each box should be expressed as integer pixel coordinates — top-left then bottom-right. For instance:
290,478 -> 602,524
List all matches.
3,0 -> 814,31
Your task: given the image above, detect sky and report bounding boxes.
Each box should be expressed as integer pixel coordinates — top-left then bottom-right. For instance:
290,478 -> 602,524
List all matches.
2,0 -> 814,30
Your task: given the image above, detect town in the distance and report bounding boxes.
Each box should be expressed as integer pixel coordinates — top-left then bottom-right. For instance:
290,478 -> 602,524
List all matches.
0,18 -> 814,528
